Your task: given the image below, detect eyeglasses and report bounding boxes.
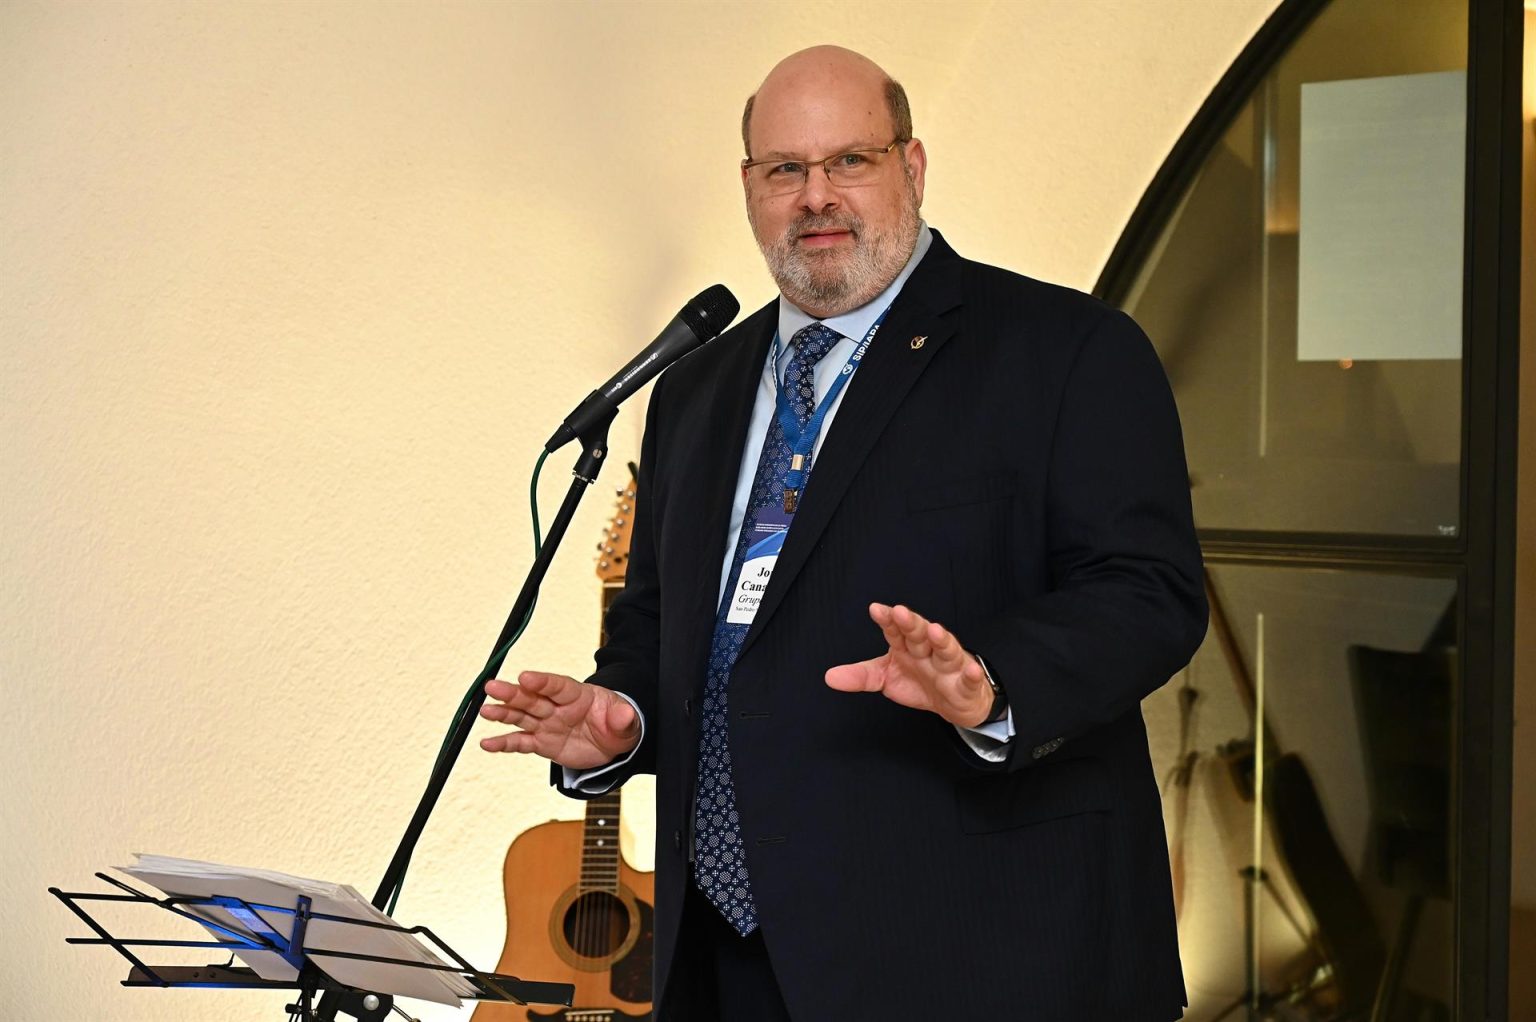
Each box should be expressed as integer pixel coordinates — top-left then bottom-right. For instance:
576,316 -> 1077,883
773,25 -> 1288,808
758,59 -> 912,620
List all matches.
742,139 -> 907,198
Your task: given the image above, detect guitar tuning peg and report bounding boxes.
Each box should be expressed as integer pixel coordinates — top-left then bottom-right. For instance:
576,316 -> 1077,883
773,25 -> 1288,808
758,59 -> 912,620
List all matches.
614,518 -> 626,527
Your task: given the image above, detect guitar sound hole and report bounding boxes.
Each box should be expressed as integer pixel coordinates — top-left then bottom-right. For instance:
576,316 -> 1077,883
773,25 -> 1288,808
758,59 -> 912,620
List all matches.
562,891 -> 630,958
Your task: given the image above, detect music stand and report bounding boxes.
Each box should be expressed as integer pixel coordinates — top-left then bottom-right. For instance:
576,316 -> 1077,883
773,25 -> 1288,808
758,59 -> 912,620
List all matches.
51,871 -> 575,1021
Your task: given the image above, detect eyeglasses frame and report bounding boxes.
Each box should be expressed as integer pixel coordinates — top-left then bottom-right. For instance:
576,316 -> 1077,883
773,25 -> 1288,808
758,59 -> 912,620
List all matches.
741,138 -> 910,191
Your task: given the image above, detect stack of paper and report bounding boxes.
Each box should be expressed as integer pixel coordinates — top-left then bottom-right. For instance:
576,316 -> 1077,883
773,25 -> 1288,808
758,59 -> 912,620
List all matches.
120,853 -> 477,1007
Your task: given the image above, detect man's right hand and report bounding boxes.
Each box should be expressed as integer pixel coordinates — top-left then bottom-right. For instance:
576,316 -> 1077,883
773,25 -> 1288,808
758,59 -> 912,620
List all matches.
478,672 -> 640,770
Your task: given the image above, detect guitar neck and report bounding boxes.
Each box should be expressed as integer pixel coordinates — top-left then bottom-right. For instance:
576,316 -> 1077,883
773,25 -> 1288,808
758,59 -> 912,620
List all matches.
578,475 -> 634,896
578,791 -> 623,894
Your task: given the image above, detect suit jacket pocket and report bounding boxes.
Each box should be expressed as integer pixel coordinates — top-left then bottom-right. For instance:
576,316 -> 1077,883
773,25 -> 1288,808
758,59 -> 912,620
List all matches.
954,757 -> 1109,834
907,471 -> 1018,512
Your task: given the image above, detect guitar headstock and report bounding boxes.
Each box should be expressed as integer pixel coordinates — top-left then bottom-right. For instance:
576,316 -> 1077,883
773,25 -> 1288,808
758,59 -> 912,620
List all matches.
596,464 -> 639,585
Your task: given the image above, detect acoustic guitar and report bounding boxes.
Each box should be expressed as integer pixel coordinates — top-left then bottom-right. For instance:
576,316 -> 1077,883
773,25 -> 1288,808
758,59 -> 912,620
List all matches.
473,470 -> 655,1022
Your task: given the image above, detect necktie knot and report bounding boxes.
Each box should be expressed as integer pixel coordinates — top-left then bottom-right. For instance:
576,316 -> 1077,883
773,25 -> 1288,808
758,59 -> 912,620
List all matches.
789,322 -> 839,365
784,323 -> 840,427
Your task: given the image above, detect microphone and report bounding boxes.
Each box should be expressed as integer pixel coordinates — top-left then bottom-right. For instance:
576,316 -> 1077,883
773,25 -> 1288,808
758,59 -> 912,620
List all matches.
546,284 -> 741,452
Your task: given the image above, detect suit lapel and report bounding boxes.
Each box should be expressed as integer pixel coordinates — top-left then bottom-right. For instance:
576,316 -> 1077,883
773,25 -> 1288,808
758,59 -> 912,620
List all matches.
741,233 -> 965,655
671,302 -> 777,675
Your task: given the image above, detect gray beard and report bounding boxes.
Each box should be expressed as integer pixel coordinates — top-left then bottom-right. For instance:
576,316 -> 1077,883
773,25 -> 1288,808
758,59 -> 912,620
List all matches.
751,180 -> 922,316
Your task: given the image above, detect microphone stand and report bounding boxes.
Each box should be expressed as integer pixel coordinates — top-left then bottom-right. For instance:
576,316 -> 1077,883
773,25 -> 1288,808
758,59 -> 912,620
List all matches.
328,415 -> 617,1021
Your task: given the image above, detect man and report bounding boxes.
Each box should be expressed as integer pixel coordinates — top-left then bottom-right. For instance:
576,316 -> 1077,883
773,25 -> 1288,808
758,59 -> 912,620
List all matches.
480,46 -> 1206,1021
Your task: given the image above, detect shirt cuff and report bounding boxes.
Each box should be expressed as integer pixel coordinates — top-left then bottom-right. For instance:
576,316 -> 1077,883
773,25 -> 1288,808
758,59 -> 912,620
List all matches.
956,707 -> 1015,763
560,692 -> 646,793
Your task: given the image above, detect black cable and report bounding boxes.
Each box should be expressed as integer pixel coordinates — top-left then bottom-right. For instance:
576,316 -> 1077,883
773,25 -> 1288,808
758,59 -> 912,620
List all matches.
382,449 -> 549,915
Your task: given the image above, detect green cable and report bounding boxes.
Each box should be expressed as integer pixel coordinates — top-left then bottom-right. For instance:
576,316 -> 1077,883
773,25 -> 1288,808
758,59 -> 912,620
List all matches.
385,449 -> 550,916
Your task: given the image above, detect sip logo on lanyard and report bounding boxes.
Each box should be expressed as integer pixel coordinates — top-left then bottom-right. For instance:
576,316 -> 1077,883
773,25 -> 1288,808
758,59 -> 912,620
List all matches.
723,306 -> 891,627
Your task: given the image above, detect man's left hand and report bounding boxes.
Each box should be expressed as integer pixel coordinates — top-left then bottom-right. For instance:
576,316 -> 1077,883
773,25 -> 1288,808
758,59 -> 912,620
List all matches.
824,603 -> 995,728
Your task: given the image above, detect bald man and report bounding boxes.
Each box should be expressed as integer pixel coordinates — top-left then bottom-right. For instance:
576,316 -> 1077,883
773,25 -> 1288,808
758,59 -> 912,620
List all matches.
482,47 -> 1205,1021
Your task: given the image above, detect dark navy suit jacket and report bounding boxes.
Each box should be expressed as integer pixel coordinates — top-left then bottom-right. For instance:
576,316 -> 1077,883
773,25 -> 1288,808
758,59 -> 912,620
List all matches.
562,231 -> 1206,1020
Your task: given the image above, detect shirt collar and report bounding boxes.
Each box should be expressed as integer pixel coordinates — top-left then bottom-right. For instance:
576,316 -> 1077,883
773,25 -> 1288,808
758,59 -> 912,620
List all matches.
776,221 -> 933,347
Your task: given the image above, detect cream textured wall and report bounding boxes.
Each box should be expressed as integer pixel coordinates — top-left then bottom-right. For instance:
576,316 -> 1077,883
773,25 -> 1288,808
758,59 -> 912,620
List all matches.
1,2 -> 1277,1019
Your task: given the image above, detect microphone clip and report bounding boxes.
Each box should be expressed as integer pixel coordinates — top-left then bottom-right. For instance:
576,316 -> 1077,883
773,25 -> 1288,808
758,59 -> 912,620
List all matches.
570,412 -> 614,485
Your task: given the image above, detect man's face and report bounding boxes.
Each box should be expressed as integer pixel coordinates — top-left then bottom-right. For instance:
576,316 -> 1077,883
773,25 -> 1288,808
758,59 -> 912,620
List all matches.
742,65 -> 926,319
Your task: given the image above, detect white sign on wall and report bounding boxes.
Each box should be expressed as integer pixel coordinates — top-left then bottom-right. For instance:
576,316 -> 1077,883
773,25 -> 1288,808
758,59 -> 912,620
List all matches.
1297,70 -> 1465,362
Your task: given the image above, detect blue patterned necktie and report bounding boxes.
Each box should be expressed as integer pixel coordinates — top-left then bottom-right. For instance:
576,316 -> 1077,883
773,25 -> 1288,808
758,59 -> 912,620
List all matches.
694,322 -> 840,935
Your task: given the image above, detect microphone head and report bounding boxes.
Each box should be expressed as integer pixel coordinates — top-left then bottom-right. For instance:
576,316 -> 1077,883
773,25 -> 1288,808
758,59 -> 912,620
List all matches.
678,284 -> 740,341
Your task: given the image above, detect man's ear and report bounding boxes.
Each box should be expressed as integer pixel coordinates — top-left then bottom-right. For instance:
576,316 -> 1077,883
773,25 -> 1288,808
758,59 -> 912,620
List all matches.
904,138 -> 927,207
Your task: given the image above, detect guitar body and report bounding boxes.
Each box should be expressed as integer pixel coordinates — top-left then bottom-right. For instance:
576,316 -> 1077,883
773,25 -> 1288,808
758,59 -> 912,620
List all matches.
472,817 -> 654,1022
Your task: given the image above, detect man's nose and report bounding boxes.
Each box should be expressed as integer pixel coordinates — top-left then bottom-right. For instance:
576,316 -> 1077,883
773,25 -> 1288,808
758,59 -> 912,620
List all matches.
797,167 -> 839,212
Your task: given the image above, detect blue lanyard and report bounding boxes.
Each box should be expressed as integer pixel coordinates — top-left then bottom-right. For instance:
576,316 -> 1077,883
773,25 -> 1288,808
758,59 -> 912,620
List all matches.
770,306 -> 891,511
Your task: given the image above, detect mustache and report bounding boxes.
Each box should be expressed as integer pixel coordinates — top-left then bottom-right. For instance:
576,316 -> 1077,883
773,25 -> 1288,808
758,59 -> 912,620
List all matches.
786,213 -> 863,241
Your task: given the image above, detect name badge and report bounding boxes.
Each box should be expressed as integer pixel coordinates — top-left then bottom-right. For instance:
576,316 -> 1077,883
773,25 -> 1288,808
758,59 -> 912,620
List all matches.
726,507 -> 792,625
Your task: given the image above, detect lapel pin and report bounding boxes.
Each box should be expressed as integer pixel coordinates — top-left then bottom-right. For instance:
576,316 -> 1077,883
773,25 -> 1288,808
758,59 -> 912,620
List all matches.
910,335 -> 927,350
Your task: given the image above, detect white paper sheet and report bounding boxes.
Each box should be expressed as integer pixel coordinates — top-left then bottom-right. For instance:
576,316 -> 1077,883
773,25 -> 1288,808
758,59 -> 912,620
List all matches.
120,853 -> 476,1007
